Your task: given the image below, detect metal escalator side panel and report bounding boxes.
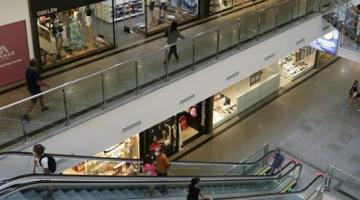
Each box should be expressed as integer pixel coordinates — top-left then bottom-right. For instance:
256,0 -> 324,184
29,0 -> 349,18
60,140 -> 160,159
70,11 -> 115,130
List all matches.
212,175 -> 325,200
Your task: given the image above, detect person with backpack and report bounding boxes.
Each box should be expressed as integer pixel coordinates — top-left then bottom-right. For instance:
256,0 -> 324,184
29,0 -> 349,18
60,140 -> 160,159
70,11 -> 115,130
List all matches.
33,144 -> 56,174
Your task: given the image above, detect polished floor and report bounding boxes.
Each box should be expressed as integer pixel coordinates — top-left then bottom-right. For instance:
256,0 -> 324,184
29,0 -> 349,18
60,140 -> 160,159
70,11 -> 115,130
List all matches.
181,58 -> 360,179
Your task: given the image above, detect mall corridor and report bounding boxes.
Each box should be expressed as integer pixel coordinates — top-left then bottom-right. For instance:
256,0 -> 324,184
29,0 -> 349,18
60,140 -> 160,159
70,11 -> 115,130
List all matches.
180,58 -> 360,179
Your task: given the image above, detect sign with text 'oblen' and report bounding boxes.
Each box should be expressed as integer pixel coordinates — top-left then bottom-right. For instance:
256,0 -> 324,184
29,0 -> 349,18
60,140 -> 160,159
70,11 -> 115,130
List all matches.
0,21 -> 29,86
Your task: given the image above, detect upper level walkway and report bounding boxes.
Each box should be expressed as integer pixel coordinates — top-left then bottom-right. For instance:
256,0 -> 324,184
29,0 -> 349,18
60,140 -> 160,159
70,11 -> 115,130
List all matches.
0,0 -> 333,151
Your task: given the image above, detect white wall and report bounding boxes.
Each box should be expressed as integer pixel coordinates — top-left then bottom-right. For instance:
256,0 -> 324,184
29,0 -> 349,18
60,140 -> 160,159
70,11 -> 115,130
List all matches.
0,0 -> 34,58
23,15 -> 335,156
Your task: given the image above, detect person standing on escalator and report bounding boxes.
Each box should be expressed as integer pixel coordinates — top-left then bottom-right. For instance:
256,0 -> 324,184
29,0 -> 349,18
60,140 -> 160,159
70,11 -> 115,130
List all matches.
187,177 -> 211,200
269,149 -> 285,175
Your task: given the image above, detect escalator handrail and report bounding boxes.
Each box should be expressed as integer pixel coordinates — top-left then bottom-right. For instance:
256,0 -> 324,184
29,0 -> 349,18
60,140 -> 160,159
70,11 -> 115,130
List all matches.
0,149 -> 276,166
0,163 -> 302,198
0,160 -> 299,193
214,175 -> 324,200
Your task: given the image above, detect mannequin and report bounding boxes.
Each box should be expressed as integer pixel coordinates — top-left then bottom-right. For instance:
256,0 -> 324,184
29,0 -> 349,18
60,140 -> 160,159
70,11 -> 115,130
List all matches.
49,14 -> 64,59
69,10 -> 83,50
159,0 -> 167,19
149,0 -> 156,25
84,6 -> 93,46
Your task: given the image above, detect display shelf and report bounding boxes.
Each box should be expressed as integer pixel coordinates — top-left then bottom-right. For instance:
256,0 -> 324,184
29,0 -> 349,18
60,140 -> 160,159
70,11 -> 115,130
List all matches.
95,0 -> 144,23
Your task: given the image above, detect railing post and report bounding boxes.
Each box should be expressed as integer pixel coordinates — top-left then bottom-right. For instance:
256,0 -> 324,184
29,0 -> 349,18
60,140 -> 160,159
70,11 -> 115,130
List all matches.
237,21 -> 241,49
18,104 -> 27,143
62,88 -> 70,126
192,39 -> 196,70
101,73 -> 106,110
274,6 -> 279,30
256,13 -> 261,40
165,48 -> 169,81
216,29 -> 220,59
135,61 -> 139,94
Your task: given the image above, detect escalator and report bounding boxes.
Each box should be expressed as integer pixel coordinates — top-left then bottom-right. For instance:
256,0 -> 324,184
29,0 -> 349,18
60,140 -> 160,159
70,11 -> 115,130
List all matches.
0,162 -> 302,200
0,148 -> 277,181
215,175 -> 324,200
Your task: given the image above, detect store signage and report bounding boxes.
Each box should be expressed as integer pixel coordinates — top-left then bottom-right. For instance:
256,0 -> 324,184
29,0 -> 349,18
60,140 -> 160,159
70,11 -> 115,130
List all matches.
36,8 -> 58,17
310,30 -> 339,55
0,21 -> 29,86
30,0 -> 105,17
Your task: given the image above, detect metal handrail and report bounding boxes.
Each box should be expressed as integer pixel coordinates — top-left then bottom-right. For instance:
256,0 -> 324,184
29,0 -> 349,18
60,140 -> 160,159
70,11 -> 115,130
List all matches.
0,149 -> 275,167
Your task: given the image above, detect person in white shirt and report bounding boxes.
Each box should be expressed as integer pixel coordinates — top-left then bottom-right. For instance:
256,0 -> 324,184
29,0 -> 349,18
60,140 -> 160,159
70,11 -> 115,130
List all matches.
33,144 -> 50,175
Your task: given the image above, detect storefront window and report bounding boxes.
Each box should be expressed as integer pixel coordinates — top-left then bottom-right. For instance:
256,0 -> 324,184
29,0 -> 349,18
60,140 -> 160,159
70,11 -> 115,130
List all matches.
209,0 -> 233,14
279,46 -> 316,87
144,0 -> 199,35
34,0 -> 114,70
213,64 -> 281,127
63,135 -> 140,176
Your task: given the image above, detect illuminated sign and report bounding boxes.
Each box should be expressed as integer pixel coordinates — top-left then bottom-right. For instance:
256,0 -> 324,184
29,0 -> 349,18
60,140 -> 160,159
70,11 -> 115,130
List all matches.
310,30 -> 339,55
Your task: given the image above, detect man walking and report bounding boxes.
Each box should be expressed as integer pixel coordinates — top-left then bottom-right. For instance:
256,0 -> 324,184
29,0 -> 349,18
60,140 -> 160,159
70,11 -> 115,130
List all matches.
23,59 -> 49,121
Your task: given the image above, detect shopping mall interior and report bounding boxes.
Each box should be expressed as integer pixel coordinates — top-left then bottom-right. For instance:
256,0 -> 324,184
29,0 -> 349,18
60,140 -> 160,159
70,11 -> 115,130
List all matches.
0,0 -> 360,199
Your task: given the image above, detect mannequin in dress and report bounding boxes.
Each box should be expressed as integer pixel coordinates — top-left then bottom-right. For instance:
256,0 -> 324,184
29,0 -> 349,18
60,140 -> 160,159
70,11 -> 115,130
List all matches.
69,10 -> 83,51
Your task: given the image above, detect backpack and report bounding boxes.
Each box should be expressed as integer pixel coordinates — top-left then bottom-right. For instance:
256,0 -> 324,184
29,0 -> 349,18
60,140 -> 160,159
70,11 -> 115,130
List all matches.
39,154 -> 57,173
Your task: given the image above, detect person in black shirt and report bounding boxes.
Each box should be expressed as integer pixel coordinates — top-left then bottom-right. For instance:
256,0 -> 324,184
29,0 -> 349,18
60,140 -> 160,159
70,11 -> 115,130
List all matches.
23,59 -> 49,121
187,177 -> 210,200
347,80 -> 359,107
269,149 -> 285,175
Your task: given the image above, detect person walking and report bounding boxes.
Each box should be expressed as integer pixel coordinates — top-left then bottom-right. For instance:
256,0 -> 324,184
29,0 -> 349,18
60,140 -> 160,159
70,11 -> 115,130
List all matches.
347,80 -> 359,108
164,20 -> 185,64
187,177 -> 210,200
23,59 -> 49,121
269,148 -> 285,175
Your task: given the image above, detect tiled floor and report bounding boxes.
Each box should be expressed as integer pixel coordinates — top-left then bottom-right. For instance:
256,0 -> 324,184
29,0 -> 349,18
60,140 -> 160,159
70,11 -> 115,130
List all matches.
180,58 -> 360,179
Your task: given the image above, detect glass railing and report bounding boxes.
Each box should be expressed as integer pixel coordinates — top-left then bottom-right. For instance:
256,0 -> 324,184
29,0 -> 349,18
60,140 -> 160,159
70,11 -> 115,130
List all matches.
325,0 -> 360,51
0,147 -> 276,181
217,175 -> 324,199
324,165 -> 360,200
0,0 -> 332,150
0,163 -> 302,199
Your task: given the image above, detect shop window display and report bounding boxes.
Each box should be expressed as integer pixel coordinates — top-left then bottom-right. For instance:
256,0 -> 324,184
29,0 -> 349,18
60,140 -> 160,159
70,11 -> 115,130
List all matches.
63,136 -> 140,176
213,65 -> 280,127
209,0 -> 233,14
37,1 -> 114,69
145,117 -> 178,156
279,46 -> 316,83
